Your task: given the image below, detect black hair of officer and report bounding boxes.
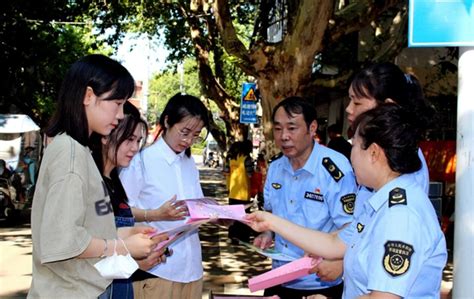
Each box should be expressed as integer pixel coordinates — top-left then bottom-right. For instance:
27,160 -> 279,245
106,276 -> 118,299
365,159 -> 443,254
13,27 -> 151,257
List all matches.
271,96 -> 317,129
353,103 -> 423,174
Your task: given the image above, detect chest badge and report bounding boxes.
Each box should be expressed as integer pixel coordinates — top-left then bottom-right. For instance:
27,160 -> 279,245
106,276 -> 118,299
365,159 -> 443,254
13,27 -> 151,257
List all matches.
304,190 -> 324,202
383,241 -> 414,277
271,183 -> 282,189
357,222 -> 365,233
389,188 -> 407,207
340,193 -> 356,215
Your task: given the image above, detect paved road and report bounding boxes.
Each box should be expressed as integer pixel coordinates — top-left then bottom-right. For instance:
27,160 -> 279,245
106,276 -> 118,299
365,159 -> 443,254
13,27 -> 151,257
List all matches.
0,222 -> 31,298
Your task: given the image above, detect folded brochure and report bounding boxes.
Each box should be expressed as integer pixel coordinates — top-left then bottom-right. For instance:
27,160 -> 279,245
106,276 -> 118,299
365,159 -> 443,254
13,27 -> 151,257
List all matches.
151,219 -> 210,251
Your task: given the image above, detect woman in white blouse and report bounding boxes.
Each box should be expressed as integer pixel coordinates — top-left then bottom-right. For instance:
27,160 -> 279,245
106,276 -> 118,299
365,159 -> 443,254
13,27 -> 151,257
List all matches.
120,93 -> 210,299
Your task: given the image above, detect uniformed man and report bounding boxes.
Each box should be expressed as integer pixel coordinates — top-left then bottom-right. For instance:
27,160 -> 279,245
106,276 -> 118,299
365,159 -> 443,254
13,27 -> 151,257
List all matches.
253,96 -> 358,299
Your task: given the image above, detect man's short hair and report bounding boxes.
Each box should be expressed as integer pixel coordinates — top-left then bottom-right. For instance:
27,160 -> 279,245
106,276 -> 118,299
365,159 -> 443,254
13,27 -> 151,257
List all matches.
272,96 -> 317,127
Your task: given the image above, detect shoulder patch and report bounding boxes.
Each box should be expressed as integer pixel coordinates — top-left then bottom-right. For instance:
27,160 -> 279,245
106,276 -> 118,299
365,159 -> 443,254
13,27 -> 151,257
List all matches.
389,188 -> 407,207
322,157 -> 344,182
383,241 -> 414,277
271,183 -> 282,189
268,152 -> 283,164
340,193 -> 356,215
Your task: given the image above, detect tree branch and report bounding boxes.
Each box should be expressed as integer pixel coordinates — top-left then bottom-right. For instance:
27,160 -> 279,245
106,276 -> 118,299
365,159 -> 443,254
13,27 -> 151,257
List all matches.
325,0 -> 401,46
212,0 -> 250,63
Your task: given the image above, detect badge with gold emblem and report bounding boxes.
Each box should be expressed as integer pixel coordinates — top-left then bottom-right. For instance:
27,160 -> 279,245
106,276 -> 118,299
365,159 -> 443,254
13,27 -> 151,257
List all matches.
340,193 -> 356,215
383,241 -> 414,277
271,183 -> 282,189
357,222 -> 365,233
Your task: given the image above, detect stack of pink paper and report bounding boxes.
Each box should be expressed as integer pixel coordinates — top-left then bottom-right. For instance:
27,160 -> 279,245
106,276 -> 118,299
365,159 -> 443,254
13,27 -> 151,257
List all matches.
248,256 -> 321,293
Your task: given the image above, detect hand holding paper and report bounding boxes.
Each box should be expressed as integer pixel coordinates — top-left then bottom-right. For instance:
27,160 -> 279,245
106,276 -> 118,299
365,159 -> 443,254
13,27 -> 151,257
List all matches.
151,219 -> 210,252
158,195 -> 189,221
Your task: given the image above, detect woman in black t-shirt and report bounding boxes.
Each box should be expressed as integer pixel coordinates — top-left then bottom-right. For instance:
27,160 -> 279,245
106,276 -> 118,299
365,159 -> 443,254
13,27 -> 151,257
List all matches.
91,102 -> 168,299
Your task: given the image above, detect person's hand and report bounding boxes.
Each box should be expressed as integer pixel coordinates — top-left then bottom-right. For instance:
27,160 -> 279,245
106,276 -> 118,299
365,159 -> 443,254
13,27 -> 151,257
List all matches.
117,225 -> 156,239
309,258 -> 343,282
253,231 -> 273,250
136,249 -> 170,270
154,195 -> 188,221
121,232 -> 160,259
245,211 -> 273,233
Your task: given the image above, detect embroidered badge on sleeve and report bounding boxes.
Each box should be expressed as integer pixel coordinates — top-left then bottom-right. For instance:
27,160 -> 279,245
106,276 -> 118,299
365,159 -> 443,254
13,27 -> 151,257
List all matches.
322,157 -> 344,182
383,241 -> 414,277
389,187 -> 407,207
340,193 -> 356,214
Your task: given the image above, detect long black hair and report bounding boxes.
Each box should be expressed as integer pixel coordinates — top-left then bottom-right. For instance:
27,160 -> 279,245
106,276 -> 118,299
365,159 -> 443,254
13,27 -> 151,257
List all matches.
46,54 -> 135,146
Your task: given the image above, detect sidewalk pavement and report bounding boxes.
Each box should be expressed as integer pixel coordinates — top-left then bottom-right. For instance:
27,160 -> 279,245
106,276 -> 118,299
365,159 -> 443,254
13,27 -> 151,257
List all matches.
198,165 -> 271,298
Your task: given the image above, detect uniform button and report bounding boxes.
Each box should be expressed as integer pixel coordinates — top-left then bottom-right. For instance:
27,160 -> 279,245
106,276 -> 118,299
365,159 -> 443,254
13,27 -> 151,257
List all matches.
294,176 -> 298,180
290,199 -> 293,204
284,243 -> 288,248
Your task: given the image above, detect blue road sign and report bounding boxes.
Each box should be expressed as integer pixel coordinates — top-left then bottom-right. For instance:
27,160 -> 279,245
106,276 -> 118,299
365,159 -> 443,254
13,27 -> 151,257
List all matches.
240,82 -> 258,124
409,0 -> 474,47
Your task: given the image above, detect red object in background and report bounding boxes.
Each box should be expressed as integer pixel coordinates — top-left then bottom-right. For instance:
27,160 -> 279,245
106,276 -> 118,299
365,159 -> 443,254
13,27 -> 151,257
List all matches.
419,140 -> 456,183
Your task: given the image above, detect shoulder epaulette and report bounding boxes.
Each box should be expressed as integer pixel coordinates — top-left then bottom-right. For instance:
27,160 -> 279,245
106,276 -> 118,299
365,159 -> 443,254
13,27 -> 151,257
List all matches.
322,157 -> 344,182
268,152 -> 283,164
388,187 -> 407,207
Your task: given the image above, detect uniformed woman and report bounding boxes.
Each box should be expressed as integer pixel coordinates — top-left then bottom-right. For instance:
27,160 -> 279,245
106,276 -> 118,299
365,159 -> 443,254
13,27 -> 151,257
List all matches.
246,104 -> 447,299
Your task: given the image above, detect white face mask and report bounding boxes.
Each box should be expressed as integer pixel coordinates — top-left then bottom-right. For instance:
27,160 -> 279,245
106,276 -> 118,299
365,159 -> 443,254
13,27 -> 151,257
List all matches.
94,239 -> 138,279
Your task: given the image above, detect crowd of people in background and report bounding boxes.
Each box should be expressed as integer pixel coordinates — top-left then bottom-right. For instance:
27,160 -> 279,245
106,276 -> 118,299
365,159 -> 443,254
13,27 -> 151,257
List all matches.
24,53 -> 446,299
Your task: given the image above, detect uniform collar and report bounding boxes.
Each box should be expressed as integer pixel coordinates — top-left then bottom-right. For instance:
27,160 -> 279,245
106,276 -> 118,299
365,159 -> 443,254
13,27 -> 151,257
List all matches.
281,141 -> 319,176
367,174 -> 411,212
156,137 -> 186,165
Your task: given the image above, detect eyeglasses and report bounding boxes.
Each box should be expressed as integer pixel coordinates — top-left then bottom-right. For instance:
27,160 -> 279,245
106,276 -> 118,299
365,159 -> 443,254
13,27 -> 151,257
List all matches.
177,129 -> 204,144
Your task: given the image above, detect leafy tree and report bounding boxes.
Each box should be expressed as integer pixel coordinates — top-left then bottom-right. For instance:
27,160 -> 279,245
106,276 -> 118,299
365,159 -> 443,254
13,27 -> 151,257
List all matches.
1,0 -> 113,127
94,0 -> 410,152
